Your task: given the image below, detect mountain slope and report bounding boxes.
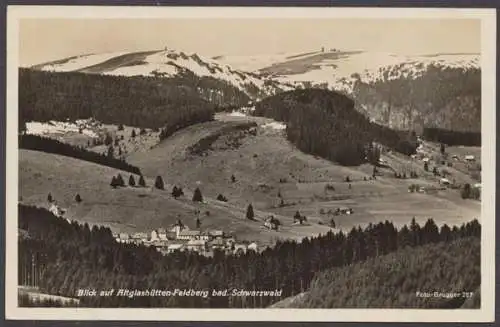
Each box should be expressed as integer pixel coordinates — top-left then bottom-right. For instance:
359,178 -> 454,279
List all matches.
222,50 -> 481,132
272,236 -> 480,308
29,49 -> 293,100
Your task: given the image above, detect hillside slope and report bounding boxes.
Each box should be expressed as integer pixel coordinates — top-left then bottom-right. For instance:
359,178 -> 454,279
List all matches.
128,112 -> 480,232
272,237 -> 480,308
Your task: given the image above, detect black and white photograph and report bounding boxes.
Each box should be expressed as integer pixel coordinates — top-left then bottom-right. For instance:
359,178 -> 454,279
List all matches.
5,5 -> 496,322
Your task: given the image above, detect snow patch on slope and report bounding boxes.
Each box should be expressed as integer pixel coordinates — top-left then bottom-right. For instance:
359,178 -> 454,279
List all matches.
26,120 -> 99,138
38,52 -> 130,72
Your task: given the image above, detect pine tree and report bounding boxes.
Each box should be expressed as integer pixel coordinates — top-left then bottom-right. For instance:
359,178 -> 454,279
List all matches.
75,194 -> 82,203
424,162 -> 429,171
192,187 -> 203,202
107,146 -> 114,158
461,183 -> 471,199
172,186 -> 180,198
131,129 -> 136,138
196,218 -> 201,229
129,175 -> 136,187
440,143 -> 446,155
118,124 -> 124,131
246,204 -> 255,220
154,176 -> 164,190
110,176 -> 118,188
116,174 -> 125,187
231,174 -> 236,183
138,175 -> 146,187
104,133 -> 113,146
47,193 -> 53,203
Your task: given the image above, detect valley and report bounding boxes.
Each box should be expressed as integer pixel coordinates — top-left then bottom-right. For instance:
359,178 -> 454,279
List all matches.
20,110 -> 481,248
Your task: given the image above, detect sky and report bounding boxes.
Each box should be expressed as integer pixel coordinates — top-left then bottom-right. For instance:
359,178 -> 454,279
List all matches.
19,18 -> 481,66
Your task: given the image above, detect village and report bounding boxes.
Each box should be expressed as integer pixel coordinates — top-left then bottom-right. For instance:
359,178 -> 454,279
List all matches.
112,221 -> 259,257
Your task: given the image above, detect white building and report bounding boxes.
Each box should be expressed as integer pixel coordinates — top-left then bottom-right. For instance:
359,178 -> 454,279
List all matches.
177,230 -> 201,241
150,230 -> 159,242
465,155 -> 475,162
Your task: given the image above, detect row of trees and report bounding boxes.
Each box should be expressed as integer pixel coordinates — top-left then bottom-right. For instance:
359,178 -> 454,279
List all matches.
253,89 -> 417,166
423,127 -> 481,146
19,134 -> 141,174
19,204 -> 480,308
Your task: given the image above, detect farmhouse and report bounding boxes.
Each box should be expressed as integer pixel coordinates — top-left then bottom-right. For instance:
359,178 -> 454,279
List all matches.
465,155 -> 475,162
440,178 -> 451,186
49,203 -> 65,217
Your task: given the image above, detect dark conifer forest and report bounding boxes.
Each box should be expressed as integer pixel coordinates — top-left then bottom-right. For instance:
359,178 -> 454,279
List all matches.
19,204 -> 480,308
18,68 -> 216,131
19,134 -> 141,174
253,89 -> 418,166
423,127 -> 481,146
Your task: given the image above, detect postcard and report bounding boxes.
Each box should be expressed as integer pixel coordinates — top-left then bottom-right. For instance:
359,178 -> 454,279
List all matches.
5,5 -> 496,322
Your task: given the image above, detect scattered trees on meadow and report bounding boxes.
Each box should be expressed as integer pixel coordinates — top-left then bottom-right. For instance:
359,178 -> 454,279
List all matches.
154,176 -> 165,190
172,186 -> 184,198
74,194 -> 82,203
246,204 -> 255,220
192,188 -> 203,202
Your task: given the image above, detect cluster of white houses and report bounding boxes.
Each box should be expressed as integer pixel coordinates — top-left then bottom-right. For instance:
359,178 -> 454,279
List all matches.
113,223 -> 258,257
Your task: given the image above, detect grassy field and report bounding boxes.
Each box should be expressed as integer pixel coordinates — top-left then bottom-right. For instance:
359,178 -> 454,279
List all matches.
19,113 -> 481,245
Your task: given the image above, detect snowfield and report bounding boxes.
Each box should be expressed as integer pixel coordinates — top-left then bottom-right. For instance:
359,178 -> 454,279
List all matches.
34,52 -> 130,72
26,120 -> 99,138
273,52 -> 480,93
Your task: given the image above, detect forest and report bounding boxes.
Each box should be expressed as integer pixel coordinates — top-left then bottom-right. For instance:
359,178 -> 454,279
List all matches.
423,127 -> 481,146
293,236 -> 480,308
254,89 -> 418,166
18,68 -> 215,131
19,134 -> 141,174
351,64 -> 481,132
19,204 -> 480,308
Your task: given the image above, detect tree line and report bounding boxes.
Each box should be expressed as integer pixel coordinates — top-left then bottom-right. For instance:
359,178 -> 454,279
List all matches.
254,89 -> 417,166
423,127 -> 481,146
19,134 -> 141,175
19,204 -> 480,308
19,68 -> 215,131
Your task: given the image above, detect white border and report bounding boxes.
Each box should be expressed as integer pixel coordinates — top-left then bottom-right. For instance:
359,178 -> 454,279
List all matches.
5,6 -> 497,322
